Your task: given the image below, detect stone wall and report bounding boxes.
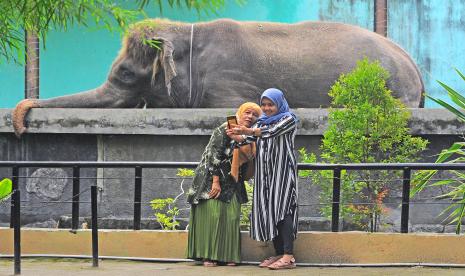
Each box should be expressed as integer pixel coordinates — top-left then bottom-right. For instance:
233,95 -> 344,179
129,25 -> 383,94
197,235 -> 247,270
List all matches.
0,108 -> 464,232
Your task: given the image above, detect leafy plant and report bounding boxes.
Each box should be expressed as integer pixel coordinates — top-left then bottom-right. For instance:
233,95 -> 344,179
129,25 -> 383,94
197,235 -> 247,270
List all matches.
150,197 -> 180,230
150,168 -> 194,230
0,0 -> 141,63
138,0 -> 246,16
0,178 -> 13,202
427,69 -> 465,121
300,58 -> 428,231
177,168 -> 196,178
411,69 -> 465,234
1,0 -> 245,63
240,180 -> 253,230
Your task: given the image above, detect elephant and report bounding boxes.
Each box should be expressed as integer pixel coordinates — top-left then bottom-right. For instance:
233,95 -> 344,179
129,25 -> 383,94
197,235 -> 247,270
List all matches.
13,18 -> 424,137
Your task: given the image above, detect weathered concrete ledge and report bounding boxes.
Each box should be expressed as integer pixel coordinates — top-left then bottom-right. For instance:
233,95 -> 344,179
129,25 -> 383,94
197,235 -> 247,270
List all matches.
0,108 -> 463,135
2,228 -> 465,264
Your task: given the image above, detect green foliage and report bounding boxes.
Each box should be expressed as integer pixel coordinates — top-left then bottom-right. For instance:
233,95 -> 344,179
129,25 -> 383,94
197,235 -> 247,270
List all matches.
138,0 -> 246,16
150,168 -> 195,230
150,197 -> 180,230
1,0 -> 243,63
176,168 -> 196,178
0,178 -> 13,202
428,69 -> 465,122
141,37 -> 162,50
412,69 -> 465,234
300,58 -> 428,231
0,0 -> 141,63
240,180 -> 253,230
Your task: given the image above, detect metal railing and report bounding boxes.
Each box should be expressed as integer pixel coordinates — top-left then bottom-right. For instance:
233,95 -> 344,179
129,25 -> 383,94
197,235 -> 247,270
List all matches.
2,161 -> 465,274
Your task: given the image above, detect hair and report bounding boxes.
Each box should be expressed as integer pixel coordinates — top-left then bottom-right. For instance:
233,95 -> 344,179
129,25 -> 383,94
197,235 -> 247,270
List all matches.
236,102 -> 262,117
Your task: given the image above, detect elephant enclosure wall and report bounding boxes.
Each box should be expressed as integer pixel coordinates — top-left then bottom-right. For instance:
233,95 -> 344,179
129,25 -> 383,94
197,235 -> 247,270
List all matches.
0,108 -> 464,232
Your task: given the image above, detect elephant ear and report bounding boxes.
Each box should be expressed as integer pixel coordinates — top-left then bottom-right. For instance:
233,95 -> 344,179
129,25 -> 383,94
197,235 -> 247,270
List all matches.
151,37 -> 177,97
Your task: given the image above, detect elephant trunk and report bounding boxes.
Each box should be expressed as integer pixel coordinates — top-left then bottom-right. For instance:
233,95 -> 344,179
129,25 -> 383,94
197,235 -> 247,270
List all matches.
12,83 -> 135,137
12,99 -> 40,137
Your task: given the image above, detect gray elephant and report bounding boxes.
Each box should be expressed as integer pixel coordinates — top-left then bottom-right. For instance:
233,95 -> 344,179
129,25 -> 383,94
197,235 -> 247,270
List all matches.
13,18 -> 424,137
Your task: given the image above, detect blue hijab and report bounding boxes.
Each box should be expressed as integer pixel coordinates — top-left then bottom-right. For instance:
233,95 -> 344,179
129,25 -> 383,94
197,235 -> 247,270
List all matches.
257,88 -> 297,126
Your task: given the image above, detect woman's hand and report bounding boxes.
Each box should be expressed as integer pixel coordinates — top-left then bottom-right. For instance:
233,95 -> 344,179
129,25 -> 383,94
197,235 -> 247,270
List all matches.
226,127 -> 245,142
230,125 -> 253,135
208,176 -> 221,199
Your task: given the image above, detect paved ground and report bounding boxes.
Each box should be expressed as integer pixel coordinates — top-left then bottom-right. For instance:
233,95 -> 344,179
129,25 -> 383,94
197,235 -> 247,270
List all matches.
1,258 -> 465,276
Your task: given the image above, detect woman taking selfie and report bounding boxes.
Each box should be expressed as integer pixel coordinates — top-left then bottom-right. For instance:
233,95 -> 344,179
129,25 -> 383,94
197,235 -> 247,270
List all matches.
228,88 -> 298,270
186,102 -> 262,266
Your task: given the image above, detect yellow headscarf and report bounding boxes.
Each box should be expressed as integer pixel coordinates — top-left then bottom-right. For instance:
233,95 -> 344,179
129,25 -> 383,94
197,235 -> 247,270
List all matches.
231,102 -> 262,182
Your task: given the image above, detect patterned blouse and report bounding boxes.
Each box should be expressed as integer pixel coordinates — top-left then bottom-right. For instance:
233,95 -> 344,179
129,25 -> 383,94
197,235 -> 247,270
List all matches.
186,123 -> 248,205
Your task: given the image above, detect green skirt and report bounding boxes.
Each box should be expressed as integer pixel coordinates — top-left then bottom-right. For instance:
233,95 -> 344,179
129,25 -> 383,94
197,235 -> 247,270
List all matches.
187,194 -> 241,263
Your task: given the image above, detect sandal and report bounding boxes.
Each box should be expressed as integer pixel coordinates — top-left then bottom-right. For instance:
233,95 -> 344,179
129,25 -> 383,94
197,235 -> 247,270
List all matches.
203,260 -> 218,267
268,257 -> 296,270
258,256 -> 281,268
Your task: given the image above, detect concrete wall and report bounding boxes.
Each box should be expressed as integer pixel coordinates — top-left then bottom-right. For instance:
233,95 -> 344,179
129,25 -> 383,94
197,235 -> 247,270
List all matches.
0,108 -> 464,232
2,228 -> 465,264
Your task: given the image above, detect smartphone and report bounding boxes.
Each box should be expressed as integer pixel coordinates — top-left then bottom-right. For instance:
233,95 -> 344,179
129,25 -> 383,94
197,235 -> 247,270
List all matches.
227,115 -> 238,129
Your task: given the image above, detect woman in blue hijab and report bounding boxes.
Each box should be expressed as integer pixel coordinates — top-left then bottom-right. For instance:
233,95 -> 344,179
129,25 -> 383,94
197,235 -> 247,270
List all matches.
228,88 -> 298,270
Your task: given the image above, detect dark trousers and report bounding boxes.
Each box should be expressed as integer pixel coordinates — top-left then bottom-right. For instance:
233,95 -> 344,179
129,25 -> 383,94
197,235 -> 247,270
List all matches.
272,213 -> 294,255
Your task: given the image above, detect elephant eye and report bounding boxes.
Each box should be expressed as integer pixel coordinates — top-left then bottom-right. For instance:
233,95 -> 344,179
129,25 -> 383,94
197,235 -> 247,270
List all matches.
119,67 -> 135,81
121,69 -> 134,78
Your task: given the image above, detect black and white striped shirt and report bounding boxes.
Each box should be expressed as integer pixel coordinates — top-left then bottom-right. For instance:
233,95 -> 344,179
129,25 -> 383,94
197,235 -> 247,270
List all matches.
245,115 -> 298,241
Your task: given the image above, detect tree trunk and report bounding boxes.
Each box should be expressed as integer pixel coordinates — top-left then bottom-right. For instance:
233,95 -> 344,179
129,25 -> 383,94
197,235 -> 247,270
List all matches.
374,0 -> 387,37
25,30 -> 39,99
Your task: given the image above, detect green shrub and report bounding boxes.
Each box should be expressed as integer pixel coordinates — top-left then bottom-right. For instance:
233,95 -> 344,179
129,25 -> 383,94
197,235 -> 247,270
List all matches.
0,178 -> 12,202
150,168 -> 194,230
150,197 -> 180,230
300,58 -> 428,231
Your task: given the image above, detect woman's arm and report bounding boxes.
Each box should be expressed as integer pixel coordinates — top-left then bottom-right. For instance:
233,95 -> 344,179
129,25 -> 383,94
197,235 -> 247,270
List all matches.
208,175 -> 221,199
227,125 -> 257,146
205,126 -> 227,176
259,116 -> 297,138
205,127 -> 228,198
231,116 -> 296,139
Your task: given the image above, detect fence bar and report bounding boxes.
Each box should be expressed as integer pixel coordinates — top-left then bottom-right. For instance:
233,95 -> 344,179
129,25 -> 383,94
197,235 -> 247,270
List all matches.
4,161 -> 465,170
10,166 -> 19,229
133,166 -> 142,230
91,186 -> 98,267
331,168 -> 341,232
72,166 -> 80,230
401,168 -> 411,233
13,190 -> 21,275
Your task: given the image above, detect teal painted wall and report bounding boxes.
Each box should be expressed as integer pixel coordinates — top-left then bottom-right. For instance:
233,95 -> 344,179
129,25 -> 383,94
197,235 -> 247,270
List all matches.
0,0 -> 373,108
3,1 -> 461,108
388,0 -> 465,107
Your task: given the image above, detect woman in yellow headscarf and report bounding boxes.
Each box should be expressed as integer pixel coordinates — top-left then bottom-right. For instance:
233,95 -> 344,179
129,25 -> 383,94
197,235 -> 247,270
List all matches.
187,102 -> 261,266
